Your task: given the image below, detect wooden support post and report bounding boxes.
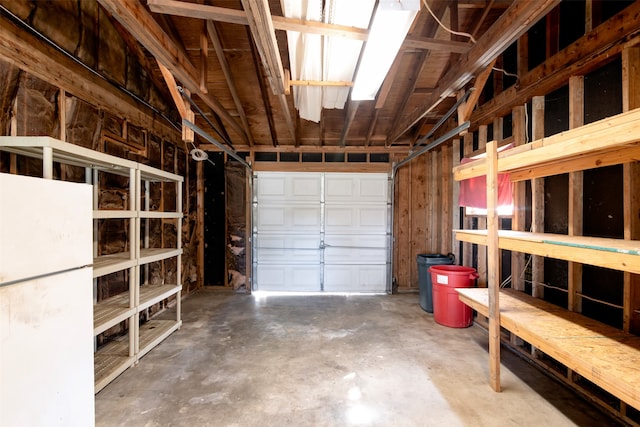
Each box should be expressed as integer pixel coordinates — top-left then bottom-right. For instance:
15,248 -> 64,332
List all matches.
462,132 -> 474,266
622,47 -> 640,334
531,96 -> 545,299
568,76 -> 584,314
451,140 -> 461,259
59,88 -> 66,142
196,161 -> 205,287
199,23 -> 208,93
487,140 -> 501,392
511,106 -> 526,293
477,125 -> 488,288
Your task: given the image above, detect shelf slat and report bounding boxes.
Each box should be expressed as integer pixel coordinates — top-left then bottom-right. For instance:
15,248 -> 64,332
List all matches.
93,210 -> 137,219
139,247 -> 182,265
93,252 -> 136,278
139,284 -> 182,311
454,229 -> 640,274
94,292 -> 135,335
138,319 -> 181,360
139,211 -> 182,219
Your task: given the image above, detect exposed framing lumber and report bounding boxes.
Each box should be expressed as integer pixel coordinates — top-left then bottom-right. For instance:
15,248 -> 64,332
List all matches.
622,46 -> 640,334
458,59 -> 497,126
486,140 -> 501,392
568,76 -> 584,314
338,101 -> 360,148
403,36 -> 470,53
157,61 -> 187,119
240,0 -> 285,95
98,0 -> 248,144
531,96 -> 545,300
477,126 -> 488,289
389,0 -> 560,143
199,23 -> 208,93
511,105 -> 526,293
471,1 -> 640,127
148,0 -> 369,40
206,21 -> 254,146
0,12 -> 177,140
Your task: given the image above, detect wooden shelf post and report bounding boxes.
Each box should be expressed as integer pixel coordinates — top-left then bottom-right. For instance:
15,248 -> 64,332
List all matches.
487,140 -> 501,392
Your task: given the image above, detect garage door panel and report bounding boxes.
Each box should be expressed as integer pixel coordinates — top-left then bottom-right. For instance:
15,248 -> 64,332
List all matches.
324,235 -> 387,263
256,204 -> 321,232
256,264 -> 321,291
254,172 -> 388,293
323,265 -> 387,292
325,204 -> 387,233
256,234 -> 321,263
256,172 -> 322,202
325,173 -> 388,203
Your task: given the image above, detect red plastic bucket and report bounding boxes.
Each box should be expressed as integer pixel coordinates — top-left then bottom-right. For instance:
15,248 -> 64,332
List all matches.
429,265 -> 479,328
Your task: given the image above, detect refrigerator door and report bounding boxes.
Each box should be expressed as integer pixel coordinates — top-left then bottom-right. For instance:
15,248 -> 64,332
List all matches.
0,267 -> 95,426
0,172 -> 93,285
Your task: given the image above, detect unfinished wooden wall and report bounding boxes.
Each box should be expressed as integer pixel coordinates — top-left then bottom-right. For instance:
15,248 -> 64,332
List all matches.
0,2 -> 200,295
392,142 -> 456,291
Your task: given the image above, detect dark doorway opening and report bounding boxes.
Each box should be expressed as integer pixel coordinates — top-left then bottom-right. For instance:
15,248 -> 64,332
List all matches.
203,152 -> 226,286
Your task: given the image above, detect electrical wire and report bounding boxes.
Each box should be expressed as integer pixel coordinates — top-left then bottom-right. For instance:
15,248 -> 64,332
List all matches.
492,67 -> 519,79
422,0 -> 477,44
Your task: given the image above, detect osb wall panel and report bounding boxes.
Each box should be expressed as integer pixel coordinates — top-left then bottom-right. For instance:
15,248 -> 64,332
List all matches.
392,145 -> 456,291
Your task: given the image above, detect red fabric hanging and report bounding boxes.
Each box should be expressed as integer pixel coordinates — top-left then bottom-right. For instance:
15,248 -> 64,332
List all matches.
458,155 -> 513,210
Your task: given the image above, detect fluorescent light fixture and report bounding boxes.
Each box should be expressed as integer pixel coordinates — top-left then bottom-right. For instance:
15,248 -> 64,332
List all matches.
351,0 -> 420,101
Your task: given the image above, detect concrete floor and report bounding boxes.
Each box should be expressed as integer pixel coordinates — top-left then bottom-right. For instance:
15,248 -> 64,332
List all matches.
95,290 -> 619,427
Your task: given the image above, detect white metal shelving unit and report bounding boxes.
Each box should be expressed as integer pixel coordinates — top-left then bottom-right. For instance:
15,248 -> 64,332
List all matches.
0,136 -> 183,393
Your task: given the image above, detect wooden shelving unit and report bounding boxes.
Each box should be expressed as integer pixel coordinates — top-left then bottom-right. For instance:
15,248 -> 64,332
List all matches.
450,108 -> 640,410
0,136 -> 183,393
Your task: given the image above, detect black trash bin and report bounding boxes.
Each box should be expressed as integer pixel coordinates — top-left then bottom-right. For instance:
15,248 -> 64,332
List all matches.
416,253 -> 455,312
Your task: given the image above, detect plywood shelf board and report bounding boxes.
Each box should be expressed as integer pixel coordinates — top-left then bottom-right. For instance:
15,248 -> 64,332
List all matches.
138,319 -> 181,359
139,284 -> 182,311
453,108 -> 640,181
456,288 -> 640,410
454,229 -> 640,274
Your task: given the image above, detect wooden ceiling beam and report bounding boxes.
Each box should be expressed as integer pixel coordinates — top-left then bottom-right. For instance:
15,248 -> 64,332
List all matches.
199,144 -> 410,154
388,0 -> 560,143
147,0 -> 368,40
240,0 -> 285,95
471,1 -> 640,127
403,36 -> 470,54
206,20 -> 254,146
338,101 -> 360,148
98,0 -> 248,144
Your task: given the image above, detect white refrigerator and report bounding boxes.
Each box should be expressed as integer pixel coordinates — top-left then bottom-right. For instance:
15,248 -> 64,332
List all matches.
0,172 -> 95,426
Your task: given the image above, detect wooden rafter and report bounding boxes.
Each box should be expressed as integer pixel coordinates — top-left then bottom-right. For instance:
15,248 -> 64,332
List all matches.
97,0 -> 248,144
388,0 -> 561,143
338,101 -> 360,148
240,0 -> 285,95
387,0 -> 449,143
157,61 -> 187,119
206,20 -> 254,146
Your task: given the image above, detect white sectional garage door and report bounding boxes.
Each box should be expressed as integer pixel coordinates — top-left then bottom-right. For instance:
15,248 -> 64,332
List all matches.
253,172 -> 389,292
